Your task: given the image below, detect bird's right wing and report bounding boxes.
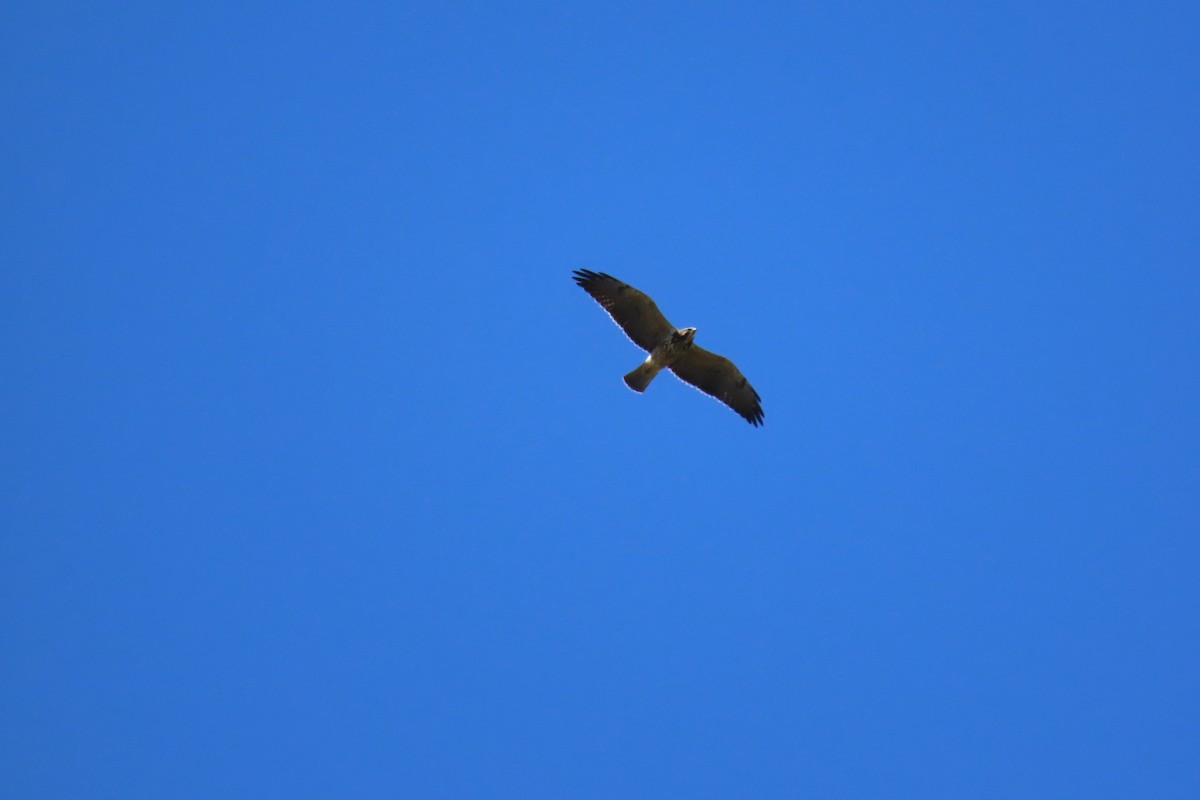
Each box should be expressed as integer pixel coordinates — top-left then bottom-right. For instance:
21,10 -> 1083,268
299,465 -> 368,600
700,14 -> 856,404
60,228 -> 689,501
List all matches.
573,269 -> 675,352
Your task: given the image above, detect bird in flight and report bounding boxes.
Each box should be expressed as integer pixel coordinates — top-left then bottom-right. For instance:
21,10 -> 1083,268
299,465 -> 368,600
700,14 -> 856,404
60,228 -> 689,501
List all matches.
573,269 -> 764,426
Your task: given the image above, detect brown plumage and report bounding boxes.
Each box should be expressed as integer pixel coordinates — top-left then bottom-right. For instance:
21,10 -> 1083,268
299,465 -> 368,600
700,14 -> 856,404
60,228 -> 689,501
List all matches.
573,269 -> 764,427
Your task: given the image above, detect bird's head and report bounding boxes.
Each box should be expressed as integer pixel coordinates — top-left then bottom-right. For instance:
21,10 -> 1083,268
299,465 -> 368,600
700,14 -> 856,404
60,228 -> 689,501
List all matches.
673,327 -> 697,343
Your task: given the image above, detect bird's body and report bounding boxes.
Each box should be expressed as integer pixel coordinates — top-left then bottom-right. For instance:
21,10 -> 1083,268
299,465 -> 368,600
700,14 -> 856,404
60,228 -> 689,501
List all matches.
572,269 -> 764,426
624,327 -> 696,392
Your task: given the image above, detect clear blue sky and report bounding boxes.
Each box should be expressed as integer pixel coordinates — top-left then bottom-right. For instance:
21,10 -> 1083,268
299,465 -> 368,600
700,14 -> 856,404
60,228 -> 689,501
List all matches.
3,2 -> 1198,797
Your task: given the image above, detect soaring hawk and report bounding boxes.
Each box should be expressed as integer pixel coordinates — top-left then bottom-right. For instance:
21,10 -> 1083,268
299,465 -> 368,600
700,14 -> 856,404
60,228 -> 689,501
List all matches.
573,269 -> 764,426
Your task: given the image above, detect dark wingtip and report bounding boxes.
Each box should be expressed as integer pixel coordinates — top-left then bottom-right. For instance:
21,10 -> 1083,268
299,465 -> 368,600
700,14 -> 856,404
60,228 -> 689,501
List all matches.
572,268 -> 600,288
572,268 -> 618,290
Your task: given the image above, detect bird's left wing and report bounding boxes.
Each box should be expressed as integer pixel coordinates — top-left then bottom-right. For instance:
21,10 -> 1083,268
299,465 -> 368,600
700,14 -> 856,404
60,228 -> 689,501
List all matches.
669,346 -> 764,426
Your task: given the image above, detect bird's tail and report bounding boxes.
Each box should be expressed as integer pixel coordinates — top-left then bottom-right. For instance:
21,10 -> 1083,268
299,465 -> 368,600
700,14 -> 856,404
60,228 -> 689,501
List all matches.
623,360 -> 661,393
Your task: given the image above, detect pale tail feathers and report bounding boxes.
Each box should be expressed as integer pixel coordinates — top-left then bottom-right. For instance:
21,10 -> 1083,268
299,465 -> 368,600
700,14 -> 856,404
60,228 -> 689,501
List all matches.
623,360 -> 662,392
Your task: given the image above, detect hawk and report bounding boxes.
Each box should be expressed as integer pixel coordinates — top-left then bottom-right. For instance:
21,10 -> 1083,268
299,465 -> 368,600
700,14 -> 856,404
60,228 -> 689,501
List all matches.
573,269 -> 764,426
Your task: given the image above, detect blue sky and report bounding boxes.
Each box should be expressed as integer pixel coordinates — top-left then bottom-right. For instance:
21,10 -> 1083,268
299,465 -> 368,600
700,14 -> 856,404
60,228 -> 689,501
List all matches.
3,2 -> 1198,797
